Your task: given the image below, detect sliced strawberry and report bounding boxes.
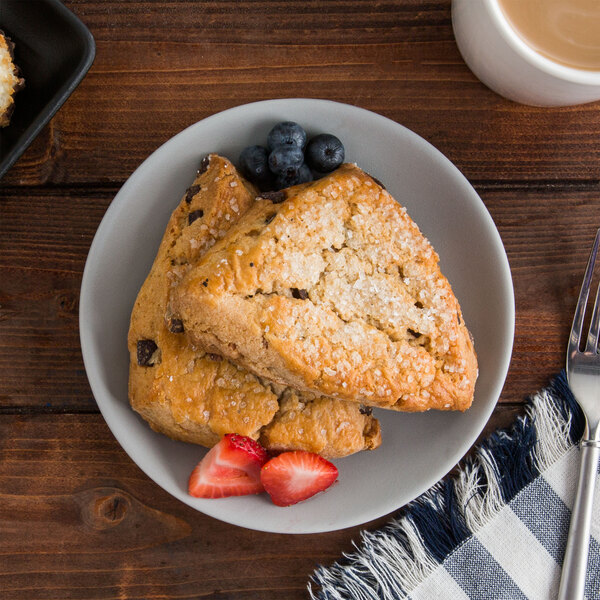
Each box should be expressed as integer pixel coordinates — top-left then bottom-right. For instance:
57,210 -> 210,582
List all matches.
188,433 -> 269,499
260,451 -> 338,507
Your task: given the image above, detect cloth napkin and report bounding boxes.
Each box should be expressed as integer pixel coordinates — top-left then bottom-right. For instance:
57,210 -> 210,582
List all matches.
309,372 -> 600,600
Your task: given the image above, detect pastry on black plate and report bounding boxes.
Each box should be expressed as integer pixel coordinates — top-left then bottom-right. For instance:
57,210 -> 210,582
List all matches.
0,31 -> 24,128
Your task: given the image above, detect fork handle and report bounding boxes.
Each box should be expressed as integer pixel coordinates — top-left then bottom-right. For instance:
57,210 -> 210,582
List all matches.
557,441 -> 600,600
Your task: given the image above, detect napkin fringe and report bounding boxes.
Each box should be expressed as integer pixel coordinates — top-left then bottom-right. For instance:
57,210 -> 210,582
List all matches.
309,371 -> 582,600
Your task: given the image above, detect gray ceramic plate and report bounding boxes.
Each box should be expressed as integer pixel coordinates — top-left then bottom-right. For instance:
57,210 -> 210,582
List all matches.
80,99 -> 514,534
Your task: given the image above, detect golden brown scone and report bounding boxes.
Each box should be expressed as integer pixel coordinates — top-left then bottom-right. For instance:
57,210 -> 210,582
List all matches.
0,31 -> 24,128
128,154 -> 273,446
128,155 -> 381,458
259,391 -> 380,456
171,164 -> 478,412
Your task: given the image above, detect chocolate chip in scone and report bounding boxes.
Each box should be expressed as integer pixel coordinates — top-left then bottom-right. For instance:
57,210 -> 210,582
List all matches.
359,405 -> 373,416
188,209 -> 204,225
202,279 -> 209,287
185,184 -> 201,204
137,339 -> 159,366
198,155 -> 211,175
259,190 -> 286,204
291,288 -> 309,300
207,353 -> 222,361
264,213 -> 276,225
249,262 -> 254,267
167,318 -> 184,333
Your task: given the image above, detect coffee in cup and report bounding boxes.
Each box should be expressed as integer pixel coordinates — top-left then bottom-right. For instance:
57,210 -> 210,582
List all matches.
498,0 -> 600,71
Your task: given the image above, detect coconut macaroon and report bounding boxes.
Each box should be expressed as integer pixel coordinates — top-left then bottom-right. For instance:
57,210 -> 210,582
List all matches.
0,31 -> 24,128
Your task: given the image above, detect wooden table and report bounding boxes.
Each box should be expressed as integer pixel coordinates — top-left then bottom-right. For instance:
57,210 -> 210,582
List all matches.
1,1 -> 599,598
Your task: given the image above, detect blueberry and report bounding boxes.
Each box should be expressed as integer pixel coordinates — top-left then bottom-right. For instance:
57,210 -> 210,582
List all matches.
275,164 -> 313,190
268,144 -> 304,175
305,134 -> 345,173
267,121 -> 307,151
239,145 -> 270,183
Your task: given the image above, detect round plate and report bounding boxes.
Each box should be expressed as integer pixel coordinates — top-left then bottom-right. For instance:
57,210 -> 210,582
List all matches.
80,99 -> 514,534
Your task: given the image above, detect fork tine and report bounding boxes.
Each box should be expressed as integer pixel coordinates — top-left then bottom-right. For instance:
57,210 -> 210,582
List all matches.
586,282 -> 600,353
570,229 -> 600,353
585,230 -> 600,353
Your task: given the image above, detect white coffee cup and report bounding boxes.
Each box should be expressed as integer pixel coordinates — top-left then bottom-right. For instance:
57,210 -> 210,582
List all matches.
451,0 -> 600,106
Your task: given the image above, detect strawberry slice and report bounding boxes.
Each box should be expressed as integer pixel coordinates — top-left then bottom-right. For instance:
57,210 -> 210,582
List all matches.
188,433 -> 269,499
260,451 -> 338,507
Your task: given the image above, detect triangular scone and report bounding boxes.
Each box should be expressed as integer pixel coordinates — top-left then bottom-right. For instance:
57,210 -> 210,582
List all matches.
171,164 -> 478,412
128,155 -> 381,458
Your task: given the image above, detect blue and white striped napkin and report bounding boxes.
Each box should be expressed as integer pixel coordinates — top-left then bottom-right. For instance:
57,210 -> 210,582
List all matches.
309,373 -> 600,600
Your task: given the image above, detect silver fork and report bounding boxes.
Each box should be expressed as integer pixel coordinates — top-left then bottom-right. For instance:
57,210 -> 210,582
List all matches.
558,228 -> 600,600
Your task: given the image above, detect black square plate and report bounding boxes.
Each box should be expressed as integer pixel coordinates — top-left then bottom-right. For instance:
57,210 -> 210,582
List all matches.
0,0 -> 95,179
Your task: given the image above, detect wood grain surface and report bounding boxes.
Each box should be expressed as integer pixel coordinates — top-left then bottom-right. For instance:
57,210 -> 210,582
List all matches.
1,0 -> 599,598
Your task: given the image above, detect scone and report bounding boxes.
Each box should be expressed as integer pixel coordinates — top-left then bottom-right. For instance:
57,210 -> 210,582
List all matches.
128,155 -> 381,459
171,164 -> 478,412
0,31 -> 24,128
